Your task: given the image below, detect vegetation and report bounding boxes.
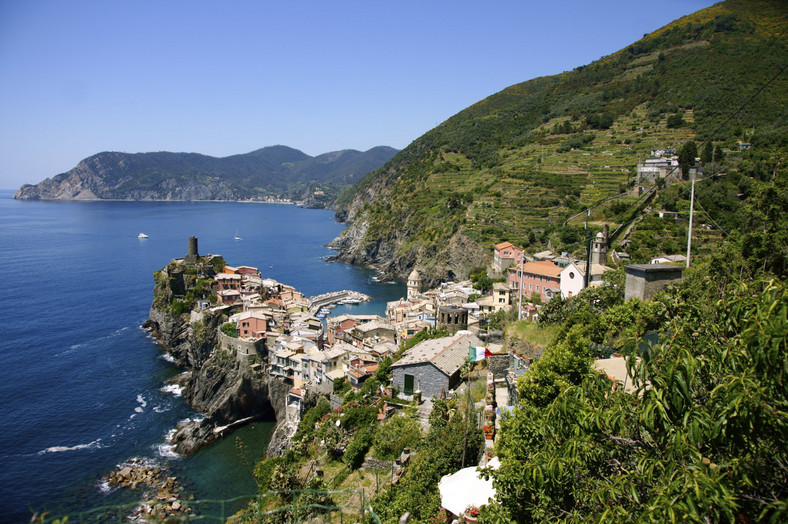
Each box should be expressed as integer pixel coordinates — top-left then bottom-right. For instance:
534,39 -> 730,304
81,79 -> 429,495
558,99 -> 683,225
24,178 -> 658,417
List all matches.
337,0 -> 788,278
479,163 -> 788,522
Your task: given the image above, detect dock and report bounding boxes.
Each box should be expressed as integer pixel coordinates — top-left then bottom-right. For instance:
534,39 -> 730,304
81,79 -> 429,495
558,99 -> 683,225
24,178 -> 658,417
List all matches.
307,290 -> 371,314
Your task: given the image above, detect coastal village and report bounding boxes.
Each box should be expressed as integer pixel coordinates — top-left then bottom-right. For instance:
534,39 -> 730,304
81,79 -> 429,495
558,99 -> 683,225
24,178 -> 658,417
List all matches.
131,222 -> 690,520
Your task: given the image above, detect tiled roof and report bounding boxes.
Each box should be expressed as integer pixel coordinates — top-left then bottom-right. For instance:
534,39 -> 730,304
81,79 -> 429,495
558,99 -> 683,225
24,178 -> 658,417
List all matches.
392,332 -> 483,376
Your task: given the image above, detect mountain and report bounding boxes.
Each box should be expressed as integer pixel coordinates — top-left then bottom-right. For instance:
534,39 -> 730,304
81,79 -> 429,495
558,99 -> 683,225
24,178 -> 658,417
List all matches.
331,0 -> 788,286
13,145 -> 398,205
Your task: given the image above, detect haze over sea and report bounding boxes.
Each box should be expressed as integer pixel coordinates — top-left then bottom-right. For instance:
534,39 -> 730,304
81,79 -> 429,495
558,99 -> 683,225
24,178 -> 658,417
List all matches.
0,189 -> 405,521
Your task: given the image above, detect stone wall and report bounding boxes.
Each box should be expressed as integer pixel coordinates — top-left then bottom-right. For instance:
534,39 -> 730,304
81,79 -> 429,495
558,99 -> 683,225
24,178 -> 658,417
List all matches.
488,354 -> 511,380
218,331 -> 265,360
392,362 -> 451,399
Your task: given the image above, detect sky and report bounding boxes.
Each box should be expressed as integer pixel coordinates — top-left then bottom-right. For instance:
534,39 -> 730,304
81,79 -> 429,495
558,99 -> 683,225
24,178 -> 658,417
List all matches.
0,0 -> 717,189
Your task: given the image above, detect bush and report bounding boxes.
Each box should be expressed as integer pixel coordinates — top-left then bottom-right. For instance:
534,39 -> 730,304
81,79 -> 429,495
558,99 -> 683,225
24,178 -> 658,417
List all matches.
373,416 -> 423,460
345,428 -> 375,469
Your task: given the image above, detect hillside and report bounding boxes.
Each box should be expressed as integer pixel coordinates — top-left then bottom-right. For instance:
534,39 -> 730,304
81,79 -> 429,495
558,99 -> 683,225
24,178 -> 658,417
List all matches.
13,145 -> 398,206
331,0 -> 788,285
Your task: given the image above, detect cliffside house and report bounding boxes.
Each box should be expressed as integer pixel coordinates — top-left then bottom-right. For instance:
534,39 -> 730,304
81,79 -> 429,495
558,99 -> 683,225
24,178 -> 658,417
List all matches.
508,260 -> 562,303
492,242 -> 524,274
391,332 -> 484,399
217,289 -> 242,305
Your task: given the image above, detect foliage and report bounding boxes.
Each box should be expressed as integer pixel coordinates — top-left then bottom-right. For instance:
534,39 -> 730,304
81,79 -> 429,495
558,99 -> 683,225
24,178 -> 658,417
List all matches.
345,427 -> 376,470
373,415 -> 422,460
678,140 -> 698,177
220,322 -> 238,338
371,405 -> 483,522
491,276 -> 788,522
333,376 -> 351,396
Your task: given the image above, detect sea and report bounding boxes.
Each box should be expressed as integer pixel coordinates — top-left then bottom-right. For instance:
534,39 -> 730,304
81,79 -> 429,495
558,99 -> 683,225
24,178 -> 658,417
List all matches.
0,189 -> 405,522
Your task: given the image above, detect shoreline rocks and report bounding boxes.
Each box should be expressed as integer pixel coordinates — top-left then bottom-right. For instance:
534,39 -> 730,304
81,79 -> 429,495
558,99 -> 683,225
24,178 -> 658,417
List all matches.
104,459 -> 192,521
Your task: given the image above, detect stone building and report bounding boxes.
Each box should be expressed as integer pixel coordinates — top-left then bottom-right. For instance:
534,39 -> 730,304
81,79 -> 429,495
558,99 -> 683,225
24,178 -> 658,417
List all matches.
624,263 -> 684,301
391,332 -> 483,398
437,305 -> 468,334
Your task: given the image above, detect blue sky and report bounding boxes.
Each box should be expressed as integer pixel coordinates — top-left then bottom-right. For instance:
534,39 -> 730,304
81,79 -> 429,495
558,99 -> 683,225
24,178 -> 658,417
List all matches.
0,0 -> 716,189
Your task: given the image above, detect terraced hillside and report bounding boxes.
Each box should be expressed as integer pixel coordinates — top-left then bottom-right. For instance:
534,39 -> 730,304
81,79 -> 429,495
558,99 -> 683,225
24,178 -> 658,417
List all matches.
331,0 -> 787,285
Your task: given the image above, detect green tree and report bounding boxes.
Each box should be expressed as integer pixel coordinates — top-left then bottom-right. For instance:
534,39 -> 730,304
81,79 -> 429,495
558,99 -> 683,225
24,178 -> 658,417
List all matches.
678,140 -> 698,177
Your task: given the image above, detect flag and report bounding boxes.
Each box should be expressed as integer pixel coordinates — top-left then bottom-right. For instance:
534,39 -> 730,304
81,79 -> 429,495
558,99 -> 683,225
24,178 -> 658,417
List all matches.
469,345 -> 492,362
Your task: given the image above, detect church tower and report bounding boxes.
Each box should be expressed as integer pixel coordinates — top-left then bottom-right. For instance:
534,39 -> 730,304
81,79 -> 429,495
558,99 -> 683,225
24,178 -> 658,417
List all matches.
407,269 -> 421,301
591,231 -> 607,265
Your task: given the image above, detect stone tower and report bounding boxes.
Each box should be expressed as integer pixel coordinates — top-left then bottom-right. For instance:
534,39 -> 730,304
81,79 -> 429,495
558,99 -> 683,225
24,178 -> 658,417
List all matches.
407,268 -> 421,301
591,231 -> 607,266
185,236 -> 199,263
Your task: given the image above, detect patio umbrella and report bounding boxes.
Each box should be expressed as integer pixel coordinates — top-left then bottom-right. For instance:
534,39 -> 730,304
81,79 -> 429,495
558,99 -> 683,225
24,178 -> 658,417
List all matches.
437,457 -> 499,516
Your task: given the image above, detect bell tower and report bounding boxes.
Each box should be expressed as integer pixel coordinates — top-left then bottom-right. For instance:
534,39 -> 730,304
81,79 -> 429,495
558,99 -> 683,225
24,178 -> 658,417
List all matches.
407,269 -> 421,301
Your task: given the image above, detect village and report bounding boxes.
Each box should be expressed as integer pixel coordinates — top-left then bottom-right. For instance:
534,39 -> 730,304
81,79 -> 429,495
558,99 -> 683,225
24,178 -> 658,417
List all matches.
180,210 -> 687,451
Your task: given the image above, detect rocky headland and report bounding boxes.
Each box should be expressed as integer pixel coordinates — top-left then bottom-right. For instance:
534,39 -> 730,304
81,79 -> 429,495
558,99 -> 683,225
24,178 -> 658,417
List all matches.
143,251 -> 294,458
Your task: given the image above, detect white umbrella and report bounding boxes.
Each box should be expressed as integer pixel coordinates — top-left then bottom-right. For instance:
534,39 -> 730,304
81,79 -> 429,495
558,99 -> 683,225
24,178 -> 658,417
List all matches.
438,457 -> 499,516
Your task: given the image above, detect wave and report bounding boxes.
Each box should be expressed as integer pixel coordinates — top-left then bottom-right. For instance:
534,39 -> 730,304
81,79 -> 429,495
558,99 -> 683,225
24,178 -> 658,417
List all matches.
159,352 -> 175,363
38,439 -> 103,455
58,326 -> 132,356
155,429 -> 180,460
160,383 -> 183,396
134,394 -> 147,413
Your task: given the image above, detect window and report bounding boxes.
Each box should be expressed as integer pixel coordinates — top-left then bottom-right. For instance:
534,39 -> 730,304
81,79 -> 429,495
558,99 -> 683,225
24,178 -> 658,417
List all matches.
569,272 -> 575,279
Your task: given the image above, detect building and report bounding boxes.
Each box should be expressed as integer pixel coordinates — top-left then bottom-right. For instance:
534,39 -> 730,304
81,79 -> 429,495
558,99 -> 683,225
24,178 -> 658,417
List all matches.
650,254 -> 686,265
492,242 -> 523,274
560,261 -> 613,299
407,269 -> 422,301
624,263 -> 684,301
437,305 -> 469,334
508,261 -> 562,303
391,332 -> 484,398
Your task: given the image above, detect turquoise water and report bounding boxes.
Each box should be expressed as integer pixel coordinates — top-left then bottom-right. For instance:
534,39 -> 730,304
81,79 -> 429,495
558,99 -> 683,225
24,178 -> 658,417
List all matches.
0,190 -> 405,521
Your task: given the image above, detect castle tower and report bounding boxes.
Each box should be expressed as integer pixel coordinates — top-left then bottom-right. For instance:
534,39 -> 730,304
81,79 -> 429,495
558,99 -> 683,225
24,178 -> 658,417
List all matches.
591,231 -> 607,266
185,236 -> 199,263
407,268 -> 421,301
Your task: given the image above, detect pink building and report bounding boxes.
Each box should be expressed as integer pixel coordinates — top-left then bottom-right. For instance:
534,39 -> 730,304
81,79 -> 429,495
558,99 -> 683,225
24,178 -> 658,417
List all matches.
493,241 -> 524,273
508,260 -> 562,303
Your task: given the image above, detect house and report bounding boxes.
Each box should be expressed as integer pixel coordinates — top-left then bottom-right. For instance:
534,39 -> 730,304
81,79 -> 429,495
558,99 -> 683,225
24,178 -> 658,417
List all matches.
492,282 -> 511,310
650,254 -> 686,265
349,319 -> 397,346
560,261 -> 613,299
214,273 -> 242,291
492,242 -> 523,274
508,261 -> 562,303
229,311 -> 269,339
391,332 -> 483,399
217,289 -> 242,305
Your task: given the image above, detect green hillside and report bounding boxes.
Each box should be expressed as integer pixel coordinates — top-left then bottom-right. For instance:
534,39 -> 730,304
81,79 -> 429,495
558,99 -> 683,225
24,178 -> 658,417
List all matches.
334,0 -> 788,282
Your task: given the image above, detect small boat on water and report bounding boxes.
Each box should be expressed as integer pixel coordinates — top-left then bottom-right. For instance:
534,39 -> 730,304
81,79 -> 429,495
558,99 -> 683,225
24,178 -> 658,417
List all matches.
138,233 -> 149,239
234,229 -> 242,240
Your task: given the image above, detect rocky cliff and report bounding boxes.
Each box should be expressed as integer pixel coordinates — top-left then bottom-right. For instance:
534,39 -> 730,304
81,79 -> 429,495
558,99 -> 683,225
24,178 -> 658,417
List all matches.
145,257 -> 291,456
329,170 -> 486,288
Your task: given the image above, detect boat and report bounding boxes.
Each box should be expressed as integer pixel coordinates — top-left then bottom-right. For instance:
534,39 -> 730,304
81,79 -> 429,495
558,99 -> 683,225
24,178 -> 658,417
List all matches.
234,229 -> 242,241
138,233 -> 149,239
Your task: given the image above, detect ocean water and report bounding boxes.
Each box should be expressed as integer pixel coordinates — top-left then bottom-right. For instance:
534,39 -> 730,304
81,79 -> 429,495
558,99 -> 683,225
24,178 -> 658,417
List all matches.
0,190 -> 405,521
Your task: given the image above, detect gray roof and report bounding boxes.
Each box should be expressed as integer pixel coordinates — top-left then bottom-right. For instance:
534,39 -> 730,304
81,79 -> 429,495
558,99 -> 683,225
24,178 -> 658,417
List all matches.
392,332 -> 483,375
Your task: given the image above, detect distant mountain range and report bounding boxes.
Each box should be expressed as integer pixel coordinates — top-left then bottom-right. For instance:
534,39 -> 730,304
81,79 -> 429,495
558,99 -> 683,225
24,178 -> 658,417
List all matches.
14,145 -> 398,206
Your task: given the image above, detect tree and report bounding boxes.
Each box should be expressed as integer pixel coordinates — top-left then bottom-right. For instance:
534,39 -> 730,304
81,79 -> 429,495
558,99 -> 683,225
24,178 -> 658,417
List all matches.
666,112 -> 684,128
678,141 -> 698,177
701,141 -> 714,164
485,275 -> 788,523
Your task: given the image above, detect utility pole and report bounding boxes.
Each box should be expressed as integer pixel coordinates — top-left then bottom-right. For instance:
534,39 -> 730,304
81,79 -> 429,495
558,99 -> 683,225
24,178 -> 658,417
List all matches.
585,209 -> 592,288
686,169 -> 695,268
518,252 -> 524,321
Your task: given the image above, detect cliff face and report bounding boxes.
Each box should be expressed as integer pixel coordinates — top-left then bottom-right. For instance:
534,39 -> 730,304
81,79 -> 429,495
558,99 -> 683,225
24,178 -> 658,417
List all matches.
146,259 -> 289,456
329,172 -> 486,287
